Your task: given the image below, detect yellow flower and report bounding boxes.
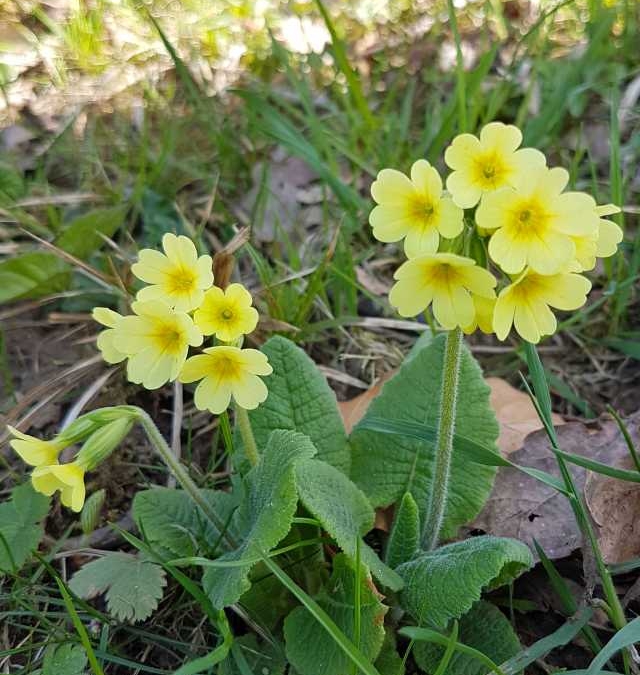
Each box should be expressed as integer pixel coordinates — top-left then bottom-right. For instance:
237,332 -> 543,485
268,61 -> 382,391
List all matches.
93,307 -> 127,364
7,426 -> 63,467
179,346 -> 272,414
444,122 -> 546,208
569,203 -> 623,271
370,159 -> 464,257
194,283 -> 259,342
389,253 -> 497,329
132,233 -> 214,312
32,463 -> 86,512
113,300 -> 203,390
462,295 -> 496,335
476,166 -> 599,275
493,269 -> 591,344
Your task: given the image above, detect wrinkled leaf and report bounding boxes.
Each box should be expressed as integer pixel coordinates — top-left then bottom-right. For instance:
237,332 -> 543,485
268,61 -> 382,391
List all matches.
397,535 -> 532,628
385,492 -> 420,569
56,205 -> 128,260
36,643 -> 88,675
0,252 -> 71,303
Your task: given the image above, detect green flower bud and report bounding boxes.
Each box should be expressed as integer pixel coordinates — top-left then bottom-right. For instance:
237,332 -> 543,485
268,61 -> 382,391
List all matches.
75,417 -> 134,471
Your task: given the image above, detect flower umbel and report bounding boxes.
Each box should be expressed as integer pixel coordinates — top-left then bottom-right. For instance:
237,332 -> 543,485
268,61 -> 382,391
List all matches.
493,269 -> 591,344
179,346 -> 272,414
389,252 -> 497,329
370,159 -> 463,257
113,300 -> 203,390
93,307 -> 127,364
444,122 -> 546,208
132,233 -> 214,312
194,283 -> 259,343
476,165 -> 599,275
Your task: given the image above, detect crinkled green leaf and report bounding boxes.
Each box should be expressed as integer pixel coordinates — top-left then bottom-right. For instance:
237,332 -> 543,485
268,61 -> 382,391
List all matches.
385,492 -> 420,569
375,630 -> 405,675
239,561 -> 298,631
397,536 -> 533,628
0,482 -> 49,573
414,601 -> 521,675
243,336 -> 349,473
350,334 -> 499,539
56,205 -> 128,260
218,635 -> 287,675
204,430 -> 316,609
295,457 -> 402,591
35,643 -> 88,675
69,552 -> 167,623
0,252 -> 71,303
284,554 -> 387,675
132,487 -> 238,559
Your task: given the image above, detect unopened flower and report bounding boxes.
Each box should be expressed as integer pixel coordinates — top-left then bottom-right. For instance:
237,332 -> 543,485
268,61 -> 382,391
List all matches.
476,166 -> 599,275
493,269 -> 591,344
7,427 -> 64,467
32,464 -> 86,512
113,300 -> 203,389
370,160 -> 463,257
93,307 -> 127,364
194,283 -> 259,342
389,253 -> 496,329
132,233 -> 214,312
179,346 -> 272,414
444,122 -> 546,208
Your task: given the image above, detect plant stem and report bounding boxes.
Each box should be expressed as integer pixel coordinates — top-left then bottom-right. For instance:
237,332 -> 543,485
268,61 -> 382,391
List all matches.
235,406 -> 259,466
422,328 -> 463,550
136,409 -> 235,546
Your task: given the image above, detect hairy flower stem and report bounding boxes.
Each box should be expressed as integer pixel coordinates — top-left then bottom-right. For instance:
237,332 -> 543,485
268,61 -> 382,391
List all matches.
136,409 -> 235,546
422,328 -> 463,551
235,406 -> 259,466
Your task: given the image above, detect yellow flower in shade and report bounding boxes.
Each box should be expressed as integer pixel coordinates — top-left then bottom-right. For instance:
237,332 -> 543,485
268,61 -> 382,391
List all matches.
93,307 -> 127,364
444,122 -> 546,208
179,346 -> 272,414
369,159 -> 464,257
493,269 -> 591,344
463,295 -> 496,335
32,464 -> 86,512
7,427 -> 63,467
389,253 -> 497,329
476,165 -> 599,275
194,284 -> 259,342
113,300 -> 203,390
132,233 -> 214,312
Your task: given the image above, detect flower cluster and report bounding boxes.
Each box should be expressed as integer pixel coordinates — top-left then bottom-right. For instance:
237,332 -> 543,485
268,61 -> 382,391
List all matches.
93,233 -> 271,413
371,122 -> 623,343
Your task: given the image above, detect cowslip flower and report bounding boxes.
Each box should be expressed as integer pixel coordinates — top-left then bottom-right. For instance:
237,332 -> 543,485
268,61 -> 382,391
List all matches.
179,346 -> 272,414
389,253 -> 497,329
476,165 -> 599,275
113,300 -> 203,390
194,283 -> 259,342
369,159 -> 463,257
32,464 -> 85,512
7,427 -> 65,467
568,204 -> 623,272
93,307 -> 127,364
462,295 -> 496,335
132,233 -> 214,312
444,122 -> 546,208
493,269 -> 591,344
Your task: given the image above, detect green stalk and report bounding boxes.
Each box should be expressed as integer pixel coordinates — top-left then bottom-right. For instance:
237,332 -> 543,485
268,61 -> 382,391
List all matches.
235,406 -> 259,466
422,328 -> 463,550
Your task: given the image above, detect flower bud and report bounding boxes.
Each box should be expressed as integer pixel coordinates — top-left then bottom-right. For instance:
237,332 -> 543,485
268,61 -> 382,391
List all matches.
75,417 -> 134,471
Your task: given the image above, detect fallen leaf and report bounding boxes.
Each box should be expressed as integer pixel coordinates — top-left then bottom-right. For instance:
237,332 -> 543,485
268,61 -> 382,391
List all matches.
339,377 -> 388,434
472,413 -> 640,561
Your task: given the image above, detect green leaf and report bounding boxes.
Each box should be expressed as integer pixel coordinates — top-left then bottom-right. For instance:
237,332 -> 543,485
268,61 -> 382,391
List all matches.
56,205 -> 128,260
396,536 -> 533,628
375,630 -> 405,675
414,601 -> 521,675
585,617 -> 640,675
39,643 -> 88,675
132,487 -> 238,559
294,457 -> 402,590
284,554 -> 387,675
140,187 -> 187,248
218,635 -> 286,675
0,252 -> 71,303
203,430 -> 316,609
385,492 -> 420,569
242,336 -> 350,473
0,482 -> 49,573
350,334 -> 498,538
69,552 -> 167,623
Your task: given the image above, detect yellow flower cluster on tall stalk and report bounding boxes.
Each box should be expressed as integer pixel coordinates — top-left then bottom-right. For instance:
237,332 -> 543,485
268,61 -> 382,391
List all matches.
371,122 -> 623,343
9,234 -> 272,510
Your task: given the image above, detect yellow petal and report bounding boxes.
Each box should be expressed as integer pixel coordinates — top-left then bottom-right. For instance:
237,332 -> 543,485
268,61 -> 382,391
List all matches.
525,232 -> 575,276
444,133 -> 481,171
479,122 -> 522,154
553,192 -> 599,236
404,227 -> 439,258
162,233 -> 198,266
514,304 -> 541,343
410,160 -> 442,200
475,189 -> 516,231
596,203 -> 621,217
370,205 -> 415,242
232,372 -> 269,410
225,283 -> 253,308
459,265 -> 497,298
92,307 -> 121,328
97,329 -> 127,364
432,286 -> 474,329
509,147 -> 547,182
389,277 -> 433,318
237,348 -> 273,376
195,255 -> 214,288
131,249 -> 172,284
436,198 -> 464,239
370,168 -> 415,205
596,218 -> 623,257
493,290 -> 516,341
540,273 -> 591,311
488,229 -> 528,274
446,171 -> 483,209
194,375 -> 232,413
